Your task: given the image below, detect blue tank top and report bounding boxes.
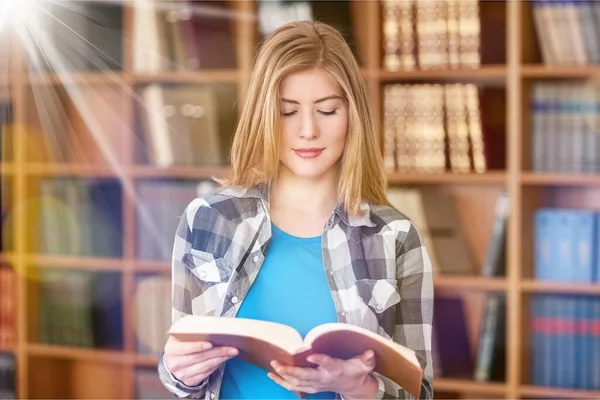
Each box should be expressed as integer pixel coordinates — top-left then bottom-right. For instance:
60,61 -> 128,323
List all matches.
220,223 -> 338,399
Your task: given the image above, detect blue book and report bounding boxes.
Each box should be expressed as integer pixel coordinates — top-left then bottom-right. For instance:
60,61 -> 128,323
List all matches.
555,211 -> 576,282
571,211 -> 595,283
594,213 -> 600,282
530,295 -> 542,386
534,209 -> 555,281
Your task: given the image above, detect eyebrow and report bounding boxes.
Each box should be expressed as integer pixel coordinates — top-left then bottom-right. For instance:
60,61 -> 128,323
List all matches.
280,95 -> 344,105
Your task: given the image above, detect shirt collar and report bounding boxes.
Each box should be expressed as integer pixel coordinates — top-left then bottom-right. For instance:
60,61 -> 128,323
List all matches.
219,183 -> 376,228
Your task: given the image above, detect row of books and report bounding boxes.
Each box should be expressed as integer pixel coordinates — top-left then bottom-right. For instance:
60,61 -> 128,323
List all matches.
132,0 -> 357,73
529,294 -> 600,390
433,294 -> 507,383
37,269 -> 123,350
0,352 -> 15,400
383,83 -> 495,174
27,1 -> 123,73
132,0 -> 236,73
37,179 -> 122,258
535,208 -> 600,283
394,186 -> 510,267
382,0 -> 481,71
532,0 -> 600,66
531,82 -> 600,173
0,268 -> 14,349
15,178 -> 218,260
35,267 -> 175,355
136,83 -> 237,168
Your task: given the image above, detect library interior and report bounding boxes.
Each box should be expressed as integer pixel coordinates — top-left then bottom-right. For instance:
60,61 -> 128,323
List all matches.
1,0 -> 599,399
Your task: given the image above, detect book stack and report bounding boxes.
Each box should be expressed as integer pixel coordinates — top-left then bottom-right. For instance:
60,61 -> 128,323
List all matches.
136,84 -> 237,168
382,0 -> 480,71
531,82 -> 600,173
132,0 -> 237,72
383,83 -> 499,174
532,0 -> 600,66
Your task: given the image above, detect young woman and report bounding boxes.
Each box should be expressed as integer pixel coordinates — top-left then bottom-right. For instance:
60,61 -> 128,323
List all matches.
158,20 -> 433,400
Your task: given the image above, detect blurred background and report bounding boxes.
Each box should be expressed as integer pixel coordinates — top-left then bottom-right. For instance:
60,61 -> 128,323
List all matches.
0,0 -> 599,399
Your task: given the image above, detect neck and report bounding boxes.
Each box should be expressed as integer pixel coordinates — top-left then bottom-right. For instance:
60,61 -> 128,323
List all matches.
270,167 -> 339,218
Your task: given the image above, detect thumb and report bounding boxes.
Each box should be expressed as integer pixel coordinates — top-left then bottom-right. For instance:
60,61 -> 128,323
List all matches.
362,350 -> 375,367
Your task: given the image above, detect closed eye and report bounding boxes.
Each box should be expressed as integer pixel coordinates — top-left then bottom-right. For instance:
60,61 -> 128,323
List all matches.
319,110 -> 337,116
282,111 -> 297,117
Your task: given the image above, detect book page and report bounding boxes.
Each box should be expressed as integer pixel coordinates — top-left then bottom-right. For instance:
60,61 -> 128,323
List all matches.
169,315 -> 304,354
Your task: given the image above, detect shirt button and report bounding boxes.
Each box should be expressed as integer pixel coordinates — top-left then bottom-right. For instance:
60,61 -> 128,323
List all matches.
253,255 -> 260,263
198,270 -> 207,279
231,296 -> 239,304
376,304 -> 384,312
341,311 -> 346,316
210,392 -> 216,400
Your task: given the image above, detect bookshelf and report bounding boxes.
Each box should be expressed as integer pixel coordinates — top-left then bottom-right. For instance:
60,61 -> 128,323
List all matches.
0,0 -> 599,399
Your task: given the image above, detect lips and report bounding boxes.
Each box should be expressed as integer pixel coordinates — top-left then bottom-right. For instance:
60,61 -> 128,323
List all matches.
293,148 -> 325,159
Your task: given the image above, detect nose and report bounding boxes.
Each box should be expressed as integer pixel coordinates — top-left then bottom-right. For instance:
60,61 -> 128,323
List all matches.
299,113 -> 319,140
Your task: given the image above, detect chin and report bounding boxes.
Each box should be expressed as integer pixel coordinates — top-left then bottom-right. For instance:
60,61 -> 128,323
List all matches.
284,163 -> 336,181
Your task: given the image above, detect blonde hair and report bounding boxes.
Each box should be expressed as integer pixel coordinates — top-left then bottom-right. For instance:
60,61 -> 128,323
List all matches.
220,20 -> 391,216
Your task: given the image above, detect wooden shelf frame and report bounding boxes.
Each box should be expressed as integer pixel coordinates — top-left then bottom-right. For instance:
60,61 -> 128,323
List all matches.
1,1 -> 599,399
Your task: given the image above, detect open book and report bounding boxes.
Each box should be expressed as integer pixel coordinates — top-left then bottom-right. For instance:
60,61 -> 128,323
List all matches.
169,316 -> 423,398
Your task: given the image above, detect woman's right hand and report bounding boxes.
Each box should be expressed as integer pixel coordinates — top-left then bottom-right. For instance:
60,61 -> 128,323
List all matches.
163,335 -> 239,387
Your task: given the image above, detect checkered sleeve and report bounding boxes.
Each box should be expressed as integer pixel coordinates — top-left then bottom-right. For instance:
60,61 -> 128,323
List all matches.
157,199 -> 210,399
373,222 -> 434,400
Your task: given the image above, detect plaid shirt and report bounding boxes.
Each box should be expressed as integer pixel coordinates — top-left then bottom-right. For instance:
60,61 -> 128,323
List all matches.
158,183 -> 434,400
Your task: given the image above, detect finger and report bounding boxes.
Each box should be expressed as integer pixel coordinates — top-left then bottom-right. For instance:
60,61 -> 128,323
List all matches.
271,361 -> 319,382
168,347 -> 238,371
361,349 -> 376,369
177,354 -> 233,383
166,339 -> 213,355
348,350 -> 376,372
306,354 -> 336,369
267,372 -> 318,394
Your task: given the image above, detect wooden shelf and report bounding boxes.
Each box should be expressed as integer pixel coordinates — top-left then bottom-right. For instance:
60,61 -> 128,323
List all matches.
521,65 -> 600,78
519,385 -> 600,399
0,345 -> 15,353
24,254 -> 126,271
28,344 -> 126,363
521,172 -> 600,186
0,253 -> 15,264
26,71 -> 130,86
0,163 -> 14,174
434,378 -> 507,395
25,164 -> 119,178
132,165 -> 231,180
387,171 -> 506,185
434,276 -> 507,292
133,354 -> 159,367
133,260 -> 169,273
521,279 -> 600,295
132,70 -> 239,85
378,65 -> 506,82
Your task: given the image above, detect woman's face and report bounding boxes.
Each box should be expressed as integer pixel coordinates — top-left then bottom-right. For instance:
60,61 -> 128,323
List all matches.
278,68 -> 349,181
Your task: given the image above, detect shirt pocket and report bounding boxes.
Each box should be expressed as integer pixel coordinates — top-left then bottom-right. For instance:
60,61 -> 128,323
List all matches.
355,278 -> 401,314
183,251 -> 233,283
354,278 -> 401,335
182,251 -> 233,316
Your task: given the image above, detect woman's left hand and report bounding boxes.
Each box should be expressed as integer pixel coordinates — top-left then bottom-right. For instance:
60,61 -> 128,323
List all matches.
268,350 -> 379,399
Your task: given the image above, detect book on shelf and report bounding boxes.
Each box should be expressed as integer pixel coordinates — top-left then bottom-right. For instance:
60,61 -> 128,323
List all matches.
530,293 -> 600,390
381,0 -> 481,71
531,0 -> 600,66
0,351 -> 16,400
169,315 -> 423,399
